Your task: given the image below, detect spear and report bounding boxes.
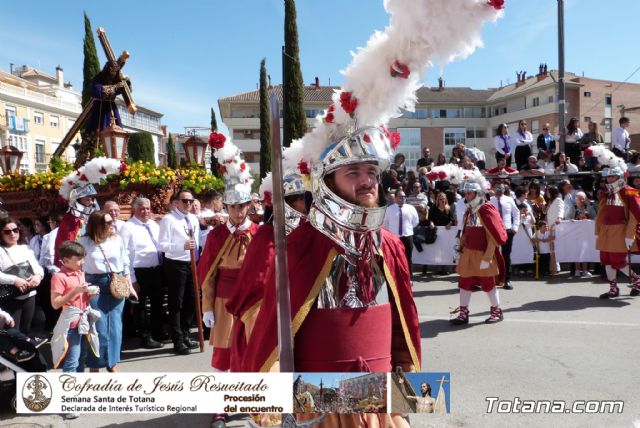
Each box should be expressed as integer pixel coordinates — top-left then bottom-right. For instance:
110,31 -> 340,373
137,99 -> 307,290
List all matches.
185,226 -> 205,352
269,94 -> 294,371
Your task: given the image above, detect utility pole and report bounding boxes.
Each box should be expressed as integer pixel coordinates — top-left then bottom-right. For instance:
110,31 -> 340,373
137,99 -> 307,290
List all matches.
557,0 -> 566,152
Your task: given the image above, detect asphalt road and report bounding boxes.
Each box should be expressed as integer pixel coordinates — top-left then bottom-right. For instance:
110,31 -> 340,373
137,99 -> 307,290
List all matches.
2,271 -> 639,428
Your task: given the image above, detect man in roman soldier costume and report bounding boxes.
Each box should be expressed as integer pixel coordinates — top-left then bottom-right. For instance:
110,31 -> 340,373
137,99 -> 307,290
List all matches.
428,165 -> 507,325
225,170 -> 310,372
196,132 -> 258,428
588,146 -> 640,299
242,0 -> 504,426
55,158 -> 122,267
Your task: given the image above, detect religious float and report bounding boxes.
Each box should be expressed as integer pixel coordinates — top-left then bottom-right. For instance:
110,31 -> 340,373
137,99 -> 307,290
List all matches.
0,27 -> 223,219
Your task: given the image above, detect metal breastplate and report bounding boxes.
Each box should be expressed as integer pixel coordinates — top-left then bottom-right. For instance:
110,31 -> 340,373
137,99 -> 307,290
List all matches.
316,254 -> 389,309
465,211 -> 482,227
606,192 -> 624,207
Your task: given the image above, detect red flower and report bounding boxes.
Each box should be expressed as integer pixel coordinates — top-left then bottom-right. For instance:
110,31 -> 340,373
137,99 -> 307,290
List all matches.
79,174 -> 88,182
438,171 -> 447,180
119,162 -> 127,173
390,60 -> 410,79
240,163 -> 246,172
363,134 -> 371,143
389,132 -> 401,150
487,0 -> 505,10
208,132 -> 226,149
585,148 -> 593,157
324,112 -> 335,123
340,91 -> 358,116
219,165 -> 227,174
298,160 -> 310,175
263,191 -> 272,206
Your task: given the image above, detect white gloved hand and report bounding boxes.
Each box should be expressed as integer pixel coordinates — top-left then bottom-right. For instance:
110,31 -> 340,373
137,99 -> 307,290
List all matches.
203,311 -> 215,328
480,260 -> 490,270
625,238 -> 635,250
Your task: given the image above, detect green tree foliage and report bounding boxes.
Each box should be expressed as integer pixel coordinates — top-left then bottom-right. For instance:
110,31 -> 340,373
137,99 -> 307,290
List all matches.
283,0 -> 307,147
166,134 -> 177,168
82,11 -> 101,109
127,132 -> 155,163
259,58 -> 272,179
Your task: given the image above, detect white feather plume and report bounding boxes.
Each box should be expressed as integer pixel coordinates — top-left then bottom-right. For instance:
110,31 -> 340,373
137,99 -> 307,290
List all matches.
280,0 -> 503,177
587,144 -> 627,172
59,157 -> 122,201
211,133 -> 254,195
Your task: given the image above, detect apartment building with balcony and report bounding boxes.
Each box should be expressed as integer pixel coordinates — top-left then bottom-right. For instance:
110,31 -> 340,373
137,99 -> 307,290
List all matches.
0,65 -> 81,172
219,69 -> 640,171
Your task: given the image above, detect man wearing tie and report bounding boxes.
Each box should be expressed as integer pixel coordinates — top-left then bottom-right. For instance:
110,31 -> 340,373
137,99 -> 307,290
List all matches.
121,197 -> 165,350
158,189 -> 201,355
383,189 -> 419,271
490,183 -> 520,290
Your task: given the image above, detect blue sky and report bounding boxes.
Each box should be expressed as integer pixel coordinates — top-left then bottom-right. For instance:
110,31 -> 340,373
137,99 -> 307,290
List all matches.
1,0 -> 638,133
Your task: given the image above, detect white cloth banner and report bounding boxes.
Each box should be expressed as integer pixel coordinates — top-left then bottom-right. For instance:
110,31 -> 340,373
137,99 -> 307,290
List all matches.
412,226 -> 458,266
553,220 -> 640,263
511,226 -> 535,265
412,220 -> 640,267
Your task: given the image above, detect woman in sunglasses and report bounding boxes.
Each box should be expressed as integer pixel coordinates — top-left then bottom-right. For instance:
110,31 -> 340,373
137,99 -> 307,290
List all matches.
78,211 -> 137,372
0,218 -> 44,334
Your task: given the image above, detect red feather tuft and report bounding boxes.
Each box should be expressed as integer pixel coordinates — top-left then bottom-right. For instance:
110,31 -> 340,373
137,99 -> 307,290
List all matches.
298,160 -> 310,175
389,132 -> 401,150
99,167 -> 108,174
79,174 -> 88,182
264,191 -> 272,206
389,60 -> 410,79
487,0 -> 505,10
339,91 -> 358,116
437,171 -> 447,180
324,112 -> 335,124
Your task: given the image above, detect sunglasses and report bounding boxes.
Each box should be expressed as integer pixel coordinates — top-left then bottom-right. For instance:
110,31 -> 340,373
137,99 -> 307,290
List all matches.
2,228 -> 19,235
181,199 -> 195,204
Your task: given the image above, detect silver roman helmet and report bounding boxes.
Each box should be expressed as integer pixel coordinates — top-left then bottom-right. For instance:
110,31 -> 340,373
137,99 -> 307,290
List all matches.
283,170 -> 308,234
308,126 -> 394,256
68,183 -> 99,219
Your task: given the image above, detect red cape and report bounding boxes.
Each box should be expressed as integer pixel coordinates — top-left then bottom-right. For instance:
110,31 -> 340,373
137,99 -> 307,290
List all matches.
226,222 -> 274,318
241,222 -> 422,372
478,203 -> 508,247
226,223 -> 275,371
54,213 -> 82,268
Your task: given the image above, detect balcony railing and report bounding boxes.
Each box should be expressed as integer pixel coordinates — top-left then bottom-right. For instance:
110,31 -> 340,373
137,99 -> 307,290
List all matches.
0,82 -> 81,113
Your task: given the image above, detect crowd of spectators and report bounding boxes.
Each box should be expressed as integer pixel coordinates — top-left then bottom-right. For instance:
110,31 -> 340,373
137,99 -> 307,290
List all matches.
384,117 -> 636,280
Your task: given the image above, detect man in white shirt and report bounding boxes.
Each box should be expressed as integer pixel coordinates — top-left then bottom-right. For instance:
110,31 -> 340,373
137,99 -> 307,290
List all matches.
198,190 -> 228,248
612,117 -> 631,160
158,189 -> 201,355
490,183 -> 520,290
121,197 -> 164,350
104,201 -> 126,235
38,213 -> 62,332
383,189 -> 419,271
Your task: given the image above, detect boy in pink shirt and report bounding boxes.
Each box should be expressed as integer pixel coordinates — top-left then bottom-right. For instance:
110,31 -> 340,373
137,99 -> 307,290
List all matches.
51,241 -> 97,373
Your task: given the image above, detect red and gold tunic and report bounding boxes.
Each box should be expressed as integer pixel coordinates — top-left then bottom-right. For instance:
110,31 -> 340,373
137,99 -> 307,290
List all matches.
197,219 -> 258,371
595,186 -> 640,254
456,203 -> 507,291
226,222 -> 275,372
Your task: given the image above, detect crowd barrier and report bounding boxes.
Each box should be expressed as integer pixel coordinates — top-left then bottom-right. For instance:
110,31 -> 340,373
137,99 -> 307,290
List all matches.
411,220 -> 640,266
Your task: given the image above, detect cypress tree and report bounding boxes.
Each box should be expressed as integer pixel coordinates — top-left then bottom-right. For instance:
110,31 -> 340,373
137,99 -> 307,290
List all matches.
166,134 -> 177,168
259,58 -> 272,179
210,108 -> 221,177
81,11 -> 101,108
283,0 -> 307,147
127,132 -> 155,163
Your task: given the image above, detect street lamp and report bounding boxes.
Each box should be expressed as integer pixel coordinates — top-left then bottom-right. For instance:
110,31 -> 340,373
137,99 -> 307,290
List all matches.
99,117 -> 129,160
0,145 -> 24,175
182,135 -> 208,166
